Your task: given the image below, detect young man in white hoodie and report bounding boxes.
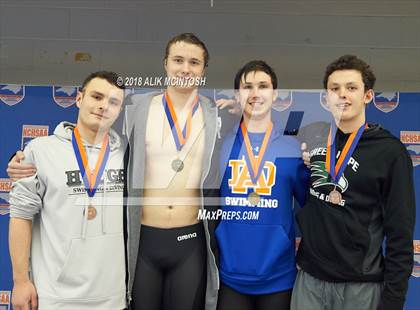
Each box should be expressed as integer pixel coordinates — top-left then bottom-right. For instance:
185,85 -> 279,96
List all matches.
8,71 -> 126,310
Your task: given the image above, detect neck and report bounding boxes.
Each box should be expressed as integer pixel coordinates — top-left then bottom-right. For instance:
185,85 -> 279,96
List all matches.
335,115 -> 366,134
76,122 -> 108,145
166,86 -> 197,110
243,113 -> 272,133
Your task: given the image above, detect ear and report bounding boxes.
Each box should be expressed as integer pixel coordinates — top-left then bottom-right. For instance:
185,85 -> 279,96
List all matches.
272,89 -> 279,102
234,90 -> 240,103
76,91 -> 83,109
164,58 -> 168,72
364,89 -> 374,105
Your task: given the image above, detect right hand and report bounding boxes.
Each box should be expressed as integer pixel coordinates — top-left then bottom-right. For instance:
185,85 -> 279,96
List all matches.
12,280 -> 38,310
301,142 -> 311,168
6,151 -> 37,182
215,98 -> 241,115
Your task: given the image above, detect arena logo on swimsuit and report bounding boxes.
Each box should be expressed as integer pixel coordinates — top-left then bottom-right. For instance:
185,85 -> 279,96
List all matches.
228,158 -> 276,195
177,232 -> 197,242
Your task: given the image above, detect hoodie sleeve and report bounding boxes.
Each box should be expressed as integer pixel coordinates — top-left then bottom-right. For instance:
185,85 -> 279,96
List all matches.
9,140 -> 46,220
380,146 -> 415,310
293,158 -> 310,207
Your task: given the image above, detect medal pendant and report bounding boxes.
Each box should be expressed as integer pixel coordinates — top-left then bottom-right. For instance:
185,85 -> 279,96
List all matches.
328,190 -> 342,205
248,192 -> 261,206
86,205 -> 97,220
172,159 -> 184,172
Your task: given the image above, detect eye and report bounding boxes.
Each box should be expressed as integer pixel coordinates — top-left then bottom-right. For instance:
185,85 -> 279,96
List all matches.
190,60 -> 201,66
348,86 -> 357,91
242,85 -> 252,90
173,58 -> 183,64
329,87 -> 339,92
259,84 -> 269,89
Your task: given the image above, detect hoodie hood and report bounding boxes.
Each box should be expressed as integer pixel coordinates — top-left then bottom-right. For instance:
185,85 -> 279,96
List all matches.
54,121 -> 121,151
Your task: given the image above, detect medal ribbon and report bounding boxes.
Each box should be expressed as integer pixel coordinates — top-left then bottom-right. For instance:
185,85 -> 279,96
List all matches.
326,123 -> 367,183
72,127 -> 110,198
240,121 -> 273,184
162,92 -> 199,151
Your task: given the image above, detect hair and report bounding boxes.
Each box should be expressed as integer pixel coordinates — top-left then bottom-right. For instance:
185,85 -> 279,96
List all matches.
164,33 -> 209,67
323,55 -> 376,91
234,60 -> 278,90
80,71 -> 125,92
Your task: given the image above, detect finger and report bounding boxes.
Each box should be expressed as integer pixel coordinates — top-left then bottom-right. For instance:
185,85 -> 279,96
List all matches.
7,165 -> 37,173
215,99 -> 226,107
7,162 -> 37,170
301,142 -> 307,152
7,173 -> 36,181
7,170 -> 37,178
31,293 -> 38,310
217,100 -> 229,109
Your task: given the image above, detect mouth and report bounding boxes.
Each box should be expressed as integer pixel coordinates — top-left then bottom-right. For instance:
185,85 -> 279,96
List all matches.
248,101 -> 264,107
335,102 -> 351,110
91,113 -> 108,119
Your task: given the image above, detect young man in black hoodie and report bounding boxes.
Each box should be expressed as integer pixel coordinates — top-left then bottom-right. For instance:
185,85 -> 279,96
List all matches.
292,55 -> 415,310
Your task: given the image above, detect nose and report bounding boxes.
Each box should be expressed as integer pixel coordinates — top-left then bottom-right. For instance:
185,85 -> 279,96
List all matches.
250,86 -> 260,98
180,62 -> 191,76
98,98 -> 109,111
338,87 -> 347,98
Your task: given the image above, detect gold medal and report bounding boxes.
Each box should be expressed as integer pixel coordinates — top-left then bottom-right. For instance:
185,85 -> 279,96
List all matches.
248,192 -> 261,205
328,190 -> 342,205
85,205 -> 97,220
171,159 -> 184,172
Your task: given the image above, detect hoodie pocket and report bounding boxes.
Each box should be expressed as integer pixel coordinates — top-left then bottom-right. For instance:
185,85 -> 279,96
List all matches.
216,222 -> 292,277
296,204 -> 366,275
56,233 -> 125,299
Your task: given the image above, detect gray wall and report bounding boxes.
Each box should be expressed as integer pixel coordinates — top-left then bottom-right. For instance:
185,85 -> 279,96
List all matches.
0,0 -> 419,91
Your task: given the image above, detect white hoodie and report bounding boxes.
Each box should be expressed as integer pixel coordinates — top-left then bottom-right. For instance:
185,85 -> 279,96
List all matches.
9,122 -> 126,310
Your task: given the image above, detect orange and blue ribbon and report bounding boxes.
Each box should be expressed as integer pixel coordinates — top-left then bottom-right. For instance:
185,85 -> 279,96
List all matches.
240,121 -> 273,184
326,123 -> 367,183
72,127 -> 110,197
162,92 -> 199,151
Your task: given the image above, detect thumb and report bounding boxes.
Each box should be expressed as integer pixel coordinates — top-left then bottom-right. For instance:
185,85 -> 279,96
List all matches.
301,142 -> 307,152
15,150 -> 25,162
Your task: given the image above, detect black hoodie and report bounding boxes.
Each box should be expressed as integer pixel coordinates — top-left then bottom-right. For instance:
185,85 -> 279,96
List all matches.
296,122 -> 415,310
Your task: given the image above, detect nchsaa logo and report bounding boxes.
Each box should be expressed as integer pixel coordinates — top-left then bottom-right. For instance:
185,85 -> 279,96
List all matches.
0,179 -> 12,216
53,86 -> 78,108
373,92 -> 399,113
0,290 -> 11,306
400,131 -> 420,167
21,125 -> 49,149
272,90 -> 293,112
412,240 -> 420,278
0,84 -> 25,106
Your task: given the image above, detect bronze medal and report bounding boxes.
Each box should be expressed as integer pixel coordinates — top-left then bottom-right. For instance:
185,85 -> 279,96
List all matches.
86,205 -> 97,220
172,159 -> 184,172
248,192 -> 261,206
328,190 -> 342,205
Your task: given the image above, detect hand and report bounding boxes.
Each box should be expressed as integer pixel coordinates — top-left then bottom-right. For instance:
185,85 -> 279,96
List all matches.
6,151 -> 37,181
301,142 -> 311,167
12,280 -> 38,310
215,98 -> 241,115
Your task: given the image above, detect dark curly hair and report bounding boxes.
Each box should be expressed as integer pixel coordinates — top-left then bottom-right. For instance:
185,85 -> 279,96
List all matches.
323,55 -> 376,91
